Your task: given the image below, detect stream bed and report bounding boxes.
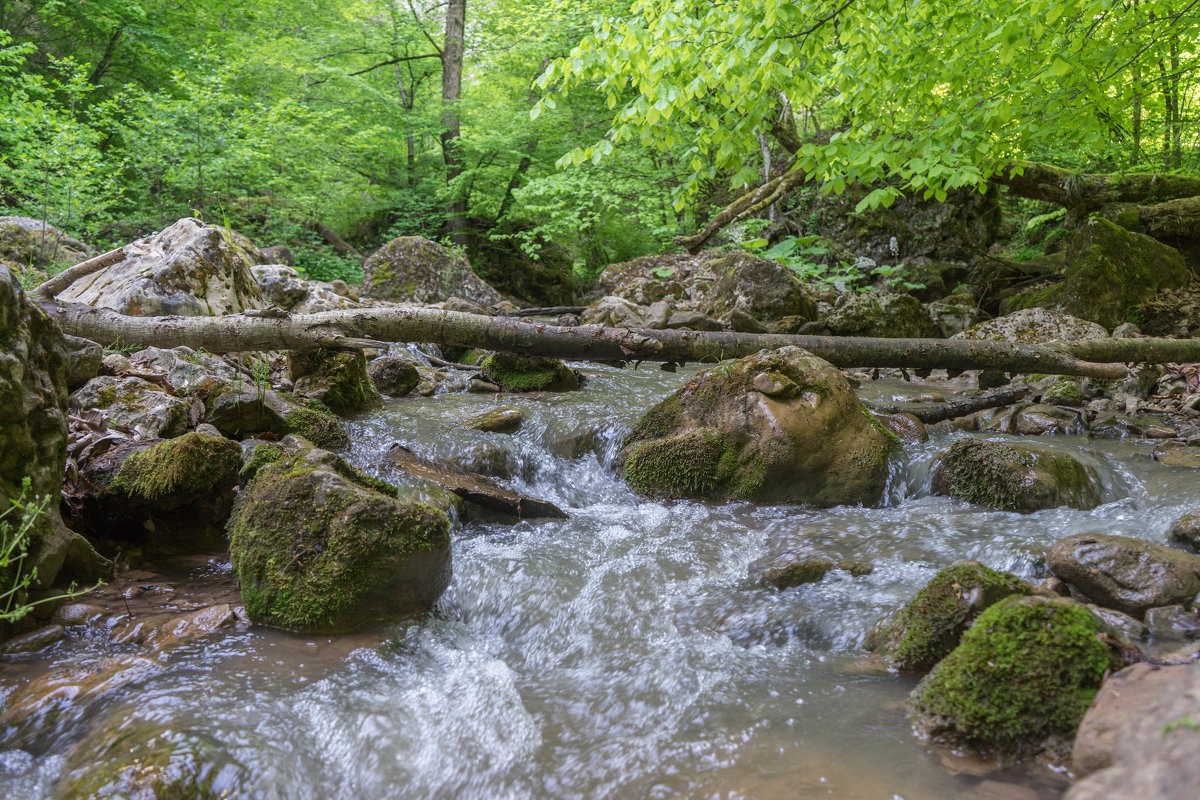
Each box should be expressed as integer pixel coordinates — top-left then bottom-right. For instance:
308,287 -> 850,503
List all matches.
3,361 -> 1199,799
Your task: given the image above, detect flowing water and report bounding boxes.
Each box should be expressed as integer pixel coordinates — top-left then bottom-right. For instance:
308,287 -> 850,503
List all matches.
3,361 -> 1199,799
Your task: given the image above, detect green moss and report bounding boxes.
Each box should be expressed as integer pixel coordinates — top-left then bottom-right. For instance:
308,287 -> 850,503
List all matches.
288,349 -> 383,415
761,557 -> 873,589
1043,379 -> 1084,404
109,432 -> 241,503
871,562 -> 1029,672
909,595 -> 1119,756
238,443 -> 281,484
479,353 -> 578,392
283,406 -> 350,449
458,349 -> 487,366
934,438 -> 1098,511
622,428 -> 741,497
96,384 -> 117,409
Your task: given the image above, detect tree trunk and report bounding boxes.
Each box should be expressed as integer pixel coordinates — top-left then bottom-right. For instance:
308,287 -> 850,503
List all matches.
440,0 -> 468,246
305,220 -> 363,262
993,161 -> 1200,212
38,300 -> 1139,379
674,167 -> 808,253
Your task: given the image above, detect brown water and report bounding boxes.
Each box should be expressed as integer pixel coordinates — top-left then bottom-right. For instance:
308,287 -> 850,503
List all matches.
3,360 -> 1197,799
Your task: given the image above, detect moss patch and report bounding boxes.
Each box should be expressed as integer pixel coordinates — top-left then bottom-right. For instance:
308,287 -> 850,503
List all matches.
282,403 -> 350,449
288,348 -> 383,415
932,438 -> 1100,512
109,432 -> 241,505
238,443 -> 281,484
479,353 -> 578,392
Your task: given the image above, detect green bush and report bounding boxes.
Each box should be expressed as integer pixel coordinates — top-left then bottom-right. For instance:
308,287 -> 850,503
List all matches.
294,248 -> 364,285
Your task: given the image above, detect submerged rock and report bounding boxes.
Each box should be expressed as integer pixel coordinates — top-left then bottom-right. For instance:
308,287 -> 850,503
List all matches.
458,407 -> 524,433
931,438 -> 1102,512
229,442 -> 452,632
1047,532 -> 1200,616
57,218 -> 264,316
908,595 -> 1119,759
621,346 -> 895,505
363,236 -> 502,306
479,353 -> 579,393
288,348 -> 382,415
868,561 -> 1030,672
824,291 -> 940,338
758,556 -> 873,589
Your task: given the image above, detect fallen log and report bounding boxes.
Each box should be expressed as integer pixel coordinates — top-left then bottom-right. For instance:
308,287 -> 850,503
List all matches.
38,300 -> 1132,378
863,385 -> 1032,424
500,305 -> 586,317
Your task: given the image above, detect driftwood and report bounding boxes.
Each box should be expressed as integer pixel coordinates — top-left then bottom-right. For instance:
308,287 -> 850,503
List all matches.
863,385 -> 1032,424
33,248 -> 126,301
36,300 -> 1139,378
499,305 -> 587,318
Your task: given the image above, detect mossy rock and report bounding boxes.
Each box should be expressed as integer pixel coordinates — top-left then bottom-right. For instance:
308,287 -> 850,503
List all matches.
868,561 -> 1030,672
479,353 -> 579,393
362,235 -> 502,306
760,556 -> 873,589
228,442 -> 451,633
238,442 -> 281,484
931,438 -> 1102,512
908,595 -> 1120,758
288,348 -> 383,415
824,290 -> 940,338
700,251 -> 818,324
280,399 -> 350,449
457,407 -> 524,433
366,355 -> 420,397
1043,378 -> 1085,406
621,346 -> 896,506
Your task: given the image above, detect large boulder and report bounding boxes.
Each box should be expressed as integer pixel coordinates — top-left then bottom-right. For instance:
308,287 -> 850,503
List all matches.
953,307 -> 1110,343
363,236 -> 502,306
69,376 -> 190,439
228,442 -> 452,632
73,431 -> 242,555
367,355 -> 421,397
908,595 -> 1119,759
57,218 -> 264,316
479,353 -> 579,393
1067,661 -> 1200,800
593,253 -> 710,306
1005,219 -> 1188,329
0,265 -> 108,599
580,295 -> 646,327
0,216 -> 92,269
823,291 -> 940,338
250,264 -> 359,313
620,346 -> 895,505
699,251 -> 818,324
287,348 -> 383,415
1047,532 -> 1200,617
868,561 -> 1030,672
931,438 -> 1103,512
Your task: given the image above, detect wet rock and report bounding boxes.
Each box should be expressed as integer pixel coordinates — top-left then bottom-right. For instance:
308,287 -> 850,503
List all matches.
69,376 -> 190,439
479,353 -> 579,393
908,595 -> 1119,759
931,438 -> 1102,512
1047,532 -> 1200,616
758,556 -> 873,589
867,561 -> 1029,672
1167,512 -> 1200,553
621,347 -> 895,506
0,624 -> 65,654
387,444 -> 566,521
547,424 -> 606,459
63,336 -> 103,390
580,295 -> 646,327
871,411 -> 928,443
0,216 -> 92,268
1067,661 -> 1200,799
109,603 -> 239,649
1144,605 -> 1200,641
57,218 -> 264,316
1154,449 -> 1200,469
953,307 -> 1110,344
363,236 -> 502,306
984,402 -> 1084,435
699,251 -> 818,324
238,441 -> 281,484
75,431 -> 242,555
824,291 -> 940,338
51,602 -> 106,626
367,355 -> 421,397
288,348 -> 382,415
458,407 -> 523,433
229,442 -> 452,632
1085,604 -> 1149,651
1043,379 -> 1086,407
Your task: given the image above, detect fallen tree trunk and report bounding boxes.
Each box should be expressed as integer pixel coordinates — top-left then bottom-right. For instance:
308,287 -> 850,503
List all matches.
39,300 -> 1134,378
305,220 -> 363,263
864,385 -> 1032,424
993,161 -> 1200,212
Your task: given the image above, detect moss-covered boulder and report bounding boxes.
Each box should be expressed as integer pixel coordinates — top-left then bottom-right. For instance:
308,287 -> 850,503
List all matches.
954,307 -> 1110,344
367,355 -> 421,397
700,251 -> 818,324
57,218 -> 264,316
69,376 -> 190,439
362,235 -> 502,306
479,353 -> 579,393
824,290 -> 940,338
280,400 -> 351,448
621,346 -> 896,505
1047,532 -> 1200,616
287,347 -> 383,415
76,431 -> 243,554
908,595 -> 1120,758
1004,219 -> 1188,329
931,438 -> 1102,512
0,216 -> 92,269
868,561 -> 1030,672
228,442 -> 452,632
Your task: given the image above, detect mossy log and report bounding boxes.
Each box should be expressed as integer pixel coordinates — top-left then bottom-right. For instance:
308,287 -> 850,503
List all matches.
993,161 -> 1200,212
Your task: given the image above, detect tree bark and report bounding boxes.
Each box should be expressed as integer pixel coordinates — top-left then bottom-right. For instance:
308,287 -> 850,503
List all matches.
992,161 -> 1200,212
39,301 -> 1137,379
440,0 -> 468,245
864,385 -> 1032,424
305,220 -> 363,262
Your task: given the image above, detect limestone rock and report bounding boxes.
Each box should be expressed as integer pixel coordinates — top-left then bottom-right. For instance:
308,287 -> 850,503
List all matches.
57,218 -> 264,316
69,376 -> 190,439
0,216 -> 92,268
954,307 -> 1110,344
621,346 -> 895,506
363,236 -> 501,306
251,264 -> 360,313
594,253 -> 709,306
62,335 -> 103,390
288,348 -> 382,415
580,295 -> 646,327
1167,512 -> 1200,553
699,251 -> 818,324
1047,532 -> 1200,616
367,356 -> 421,397
931,438 -> 1103,512
824,291 -> 940,338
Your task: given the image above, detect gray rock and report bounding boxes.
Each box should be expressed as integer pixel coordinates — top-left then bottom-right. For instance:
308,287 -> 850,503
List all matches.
1047,533 -> 1200,616
581,295 -> 645,327
367,356 -> 420,397
259,245 -> 294,266
953,307 -> 1110,344
1167,512 -> 1200,553
699,251 -> 818,324
665,309 -> 722,331
457,407 -> 523,433
0,624 -> 65,654
825,290 -> 940,338
57,218 -> 264,316
1144,605 -> 1200,641
363,236 -> 501,306
69,376 -> 190,439
62,336 -> 103,390
931,438 -> 1103,512
0,216 -> 92,268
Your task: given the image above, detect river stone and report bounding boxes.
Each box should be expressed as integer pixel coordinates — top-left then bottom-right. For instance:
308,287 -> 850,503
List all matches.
580,295 -> 646,327
984,402 -> 1084,436
458,407 -> 524,433
824,291 -> 940,338
758,556 -> 873,589
621,346 -> 895,506
1047,532 -> 1200,616
70,375 -> 190,439
1067,661 -> 1200,800
288,347 -> 382,415
665,309 -> 723,331
1167,512 -> 1200,553
1144,605 -> 1200,641
0,216 -> 92,268
699,251 -> 818,324
953,307 -> 1110,344
908,595 -> 1119,759
367,355 -> 421,397
0,264 -> 109,600
57,218 -> 264,316
871,411 -> 927,443
76,430 -> 242,555
363,235 -> 502,306
229,442 -> 452,632
479,353 -> 579,393
0,624 -> 65,654
867,561 -> 1030,672
930,438 -> 1103,512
